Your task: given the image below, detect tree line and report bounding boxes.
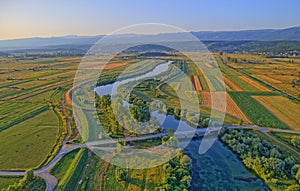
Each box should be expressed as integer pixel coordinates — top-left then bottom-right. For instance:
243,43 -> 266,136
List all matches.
220,128 -> 300,191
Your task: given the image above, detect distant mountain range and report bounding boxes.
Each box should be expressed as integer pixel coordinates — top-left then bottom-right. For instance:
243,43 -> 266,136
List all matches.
192,27 -> 300,41
0,27 -> 299,51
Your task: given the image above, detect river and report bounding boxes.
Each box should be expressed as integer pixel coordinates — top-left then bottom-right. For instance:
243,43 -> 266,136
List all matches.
95,60 -> 269,190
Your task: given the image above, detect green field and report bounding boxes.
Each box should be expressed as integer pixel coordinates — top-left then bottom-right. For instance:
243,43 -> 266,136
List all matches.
0,177 -> 22,189
229,92 -> 288,128
0,109 -> 59,169
0,102 -> 47,131
51,148 -> 88,191
0,56 -> 79,170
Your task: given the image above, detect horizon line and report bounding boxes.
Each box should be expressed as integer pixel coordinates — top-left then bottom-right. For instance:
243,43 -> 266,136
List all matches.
1,26 -> 299,41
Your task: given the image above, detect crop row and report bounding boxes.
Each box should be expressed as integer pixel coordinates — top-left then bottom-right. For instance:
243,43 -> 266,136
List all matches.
0,105 -> 49,132
229,92 -> 288,128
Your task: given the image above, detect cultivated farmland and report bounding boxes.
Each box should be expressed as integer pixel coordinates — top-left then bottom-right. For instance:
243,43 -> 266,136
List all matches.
220,53 -> 300,99
0,109 -> 59,169
191,75 -> 202,91
201,92 -> 249,122
253,96 -> 300,130
229,92 -> 288,129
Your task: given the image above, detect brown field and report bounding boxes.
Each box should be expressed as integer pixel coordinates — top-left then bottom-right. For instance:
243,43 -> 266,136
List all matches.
191,75 -> 202,91
201,91 -> 249,122
224,76 -> 243,91
219,53 -> 300,98
221,53 -> 300,66
251,74 -> 282,84
101,62 -> 128,70
239,76 -> 270,91
76,62 -> 127,70
253,96 -> 300,130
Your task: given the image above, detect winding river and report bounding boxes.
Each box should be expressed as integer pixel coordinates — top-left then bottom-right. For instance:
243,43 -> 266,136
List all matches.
95,60 -> 269,190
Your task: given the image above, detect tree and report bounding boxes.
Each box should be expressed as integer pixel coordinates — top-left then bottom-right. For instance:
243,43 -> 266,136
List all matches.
180,155 -> 191,168
116,143 -> 124,152
23,170 -> 34,183
295,168 -> 300,184
239,119 -> 244,125
99,94 -> 111,109
291,164 -> 300,176
115,167 -> 127,182
286,184 -> 300,191
291,136 -> 300,148
168,128 -> 174,137
174,108 -> 181,120
180,175 -> 191,188
269,148 -> 282,158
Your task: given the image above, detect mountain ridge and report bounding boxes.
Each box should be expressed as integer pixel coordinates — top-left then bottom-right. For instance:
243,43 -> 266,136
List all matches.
0,27 -> 299,51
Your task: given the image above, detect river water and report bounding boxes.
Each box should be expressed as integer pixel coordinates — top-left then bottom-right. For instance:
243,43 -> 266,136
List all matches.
95,60 -> 269,190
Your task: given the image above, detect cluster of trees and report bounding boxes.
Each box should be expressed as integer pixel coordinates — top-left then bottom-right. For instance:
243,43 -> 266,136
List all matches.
96,94 -> 162,137
227,56 -> 238,63
220,129 -> 300,190
116,95 -> 162,135
291,136 -> 300,150
156,150 -> 192,191
95,94 -> 123,137
161,129 -> 179,148
113,150 -> 192,191
96,72 -> 122,86
2,170 -> 36,191
180,109 -> 209,127
129,97 -> 150,122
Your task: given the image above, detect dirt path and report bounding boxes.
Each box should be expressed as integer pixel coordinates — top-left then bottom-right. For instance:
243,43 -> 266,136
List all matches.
36,172 -> 58,191
96,154 -> 114,191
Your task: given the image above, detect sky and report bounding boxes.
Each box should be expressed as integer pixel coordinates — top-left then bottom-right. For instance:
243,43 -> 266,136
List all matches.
0,0 -> 300,40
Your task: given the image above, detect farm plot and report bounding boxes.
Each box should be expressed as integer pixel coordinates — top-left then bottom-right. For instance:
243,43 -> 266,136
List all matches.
220,53 -> 300,98
201,92 -> 249,122
251,74 -> 282,84
229,92 -> 288,129
0,109 -> 60,169
52,149 -> 88,191
239,76 -> 270,92
191,75 -> 202,91
253,96 -> 300,130
216,57 -> 268,92
0,102 -> 46,131
223,76 -> 243,91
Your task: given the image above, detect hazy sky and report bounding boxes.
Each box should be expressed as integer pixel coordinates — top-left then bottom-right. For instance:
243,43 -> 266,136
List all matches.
1,0 -> 299,40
